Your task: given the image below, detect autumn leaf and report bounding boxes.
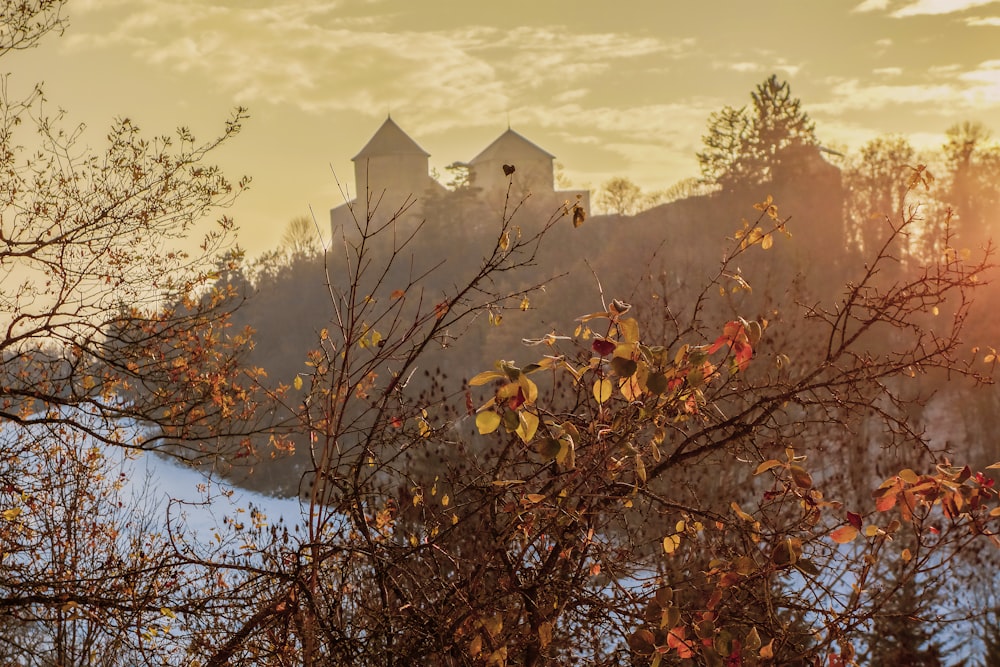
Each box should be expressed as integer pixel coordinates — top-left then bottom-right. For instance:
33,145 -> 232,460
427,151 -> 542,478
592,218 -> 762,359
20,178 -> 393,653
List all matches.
476,411 -> 502,434
789,465 -> 813,489
516,411 -> 539,442
593,378 -> 612,403
592,338 -> 616,356
830,525 -> 859,544
754,459 -> 783,475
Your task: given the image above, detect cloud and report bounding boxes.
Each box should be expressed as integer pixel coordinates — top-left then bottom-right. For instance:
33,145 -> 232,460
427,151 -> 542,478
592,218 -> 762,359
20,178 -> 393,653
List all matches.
853,0 -> 891,12
966,14 -> 1000,22
855,0 -> 1000,15
63,0 -> 686,138
891,0 -> 999,16
811,62 -> 1000,122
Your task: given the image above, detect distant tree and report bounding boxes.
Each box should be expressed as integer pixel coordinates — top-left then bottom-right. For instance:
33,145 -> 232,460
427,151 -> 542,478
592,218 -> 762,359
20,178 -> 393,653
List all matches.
280,214 -> 322,257
554,161 -> 572,190
942,121 -> 1000,250
867,567 -> 946,667
598,176 -> 643,216
697,105 -> 754,192
698,75 -> 819,190
843,135 -> 917,256
750,75 -> 819,182
659,177 -> 714,204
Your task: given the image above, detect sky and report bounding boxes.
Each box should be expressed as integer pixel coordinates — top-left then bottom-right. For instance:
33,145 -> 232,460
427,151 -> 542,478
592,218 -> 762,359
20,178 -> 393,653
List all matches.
7,0 -> 1000,256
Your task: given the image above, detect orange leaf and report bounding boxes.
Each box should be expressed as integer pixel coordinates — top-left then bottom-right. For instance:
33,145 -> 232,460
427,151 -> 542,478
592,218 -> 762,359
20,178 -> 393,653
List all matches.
830,525 -> 859,544
875,491 -> 898,512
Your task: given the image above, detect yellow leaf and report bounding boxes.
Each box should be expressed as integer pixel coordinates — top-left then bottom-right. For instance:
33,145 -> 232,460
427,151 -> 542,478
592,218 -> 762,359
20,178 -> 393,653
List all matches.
635,454 -> 646,484
499,231 -> 510,251
476,411 -> 502,435
293,375 -> 303,391
2,507 -> 21,521
525,493 -> 546,504
469,371 -> 506,386
516,411 -> 539,443
520,296 -> 530,311
663,534 -> 681,554
593,378 -> 612,404
538,621 -> 553,648
761,233 -> 773,250
899,468 -> 920,484
482,614 -> 503,637
901,548 -> 912,562
731,502 -> 756,523
617,317 -> 640,344
161,607 -> 177,619
754,459 -> 783,475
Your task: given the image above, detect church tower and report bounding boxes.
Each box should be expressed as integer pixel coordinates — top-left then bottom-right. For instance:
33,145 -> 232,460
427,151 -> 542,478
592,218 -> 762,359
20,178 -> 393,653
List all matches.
352,116 -> 434,205
468,128 -> 556,193
331,116 -> 444,231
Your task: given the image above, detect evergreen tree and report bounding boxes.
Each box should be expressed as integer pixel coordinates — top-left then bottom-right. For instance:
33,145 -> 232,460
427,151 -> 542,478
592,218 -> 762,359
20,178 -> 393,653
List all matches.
868,567 -> 947,667
697,75 -> 819,191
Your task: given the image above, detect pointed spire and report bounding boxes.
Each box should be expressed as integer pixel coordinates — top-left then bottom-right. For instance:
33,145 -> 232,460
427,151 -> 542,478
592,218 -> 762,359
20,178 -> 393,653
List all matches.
352,117 -> 430,161
469,127 -> 555,165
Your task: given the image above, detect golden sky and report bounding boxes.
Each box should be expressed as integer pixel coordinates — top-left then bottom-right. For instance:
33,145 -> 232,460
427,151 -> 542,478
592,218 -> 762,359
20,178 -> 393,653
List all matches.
7,0 -> 1000,255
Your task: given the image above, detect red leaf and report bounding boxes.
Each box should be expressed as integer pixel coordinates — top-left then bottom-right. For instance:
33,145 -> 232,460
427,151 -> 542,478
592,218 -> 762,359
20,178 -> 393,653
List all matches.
592,338 -> 616,356
846,512 -> 862,530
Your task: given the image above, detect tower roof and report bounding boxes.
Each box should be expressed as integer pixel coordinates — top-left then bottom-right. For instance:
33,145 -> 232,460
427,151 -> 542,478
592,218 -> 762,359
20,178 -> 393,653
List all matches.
469,128 -> 556,165
353,116 -> 430,161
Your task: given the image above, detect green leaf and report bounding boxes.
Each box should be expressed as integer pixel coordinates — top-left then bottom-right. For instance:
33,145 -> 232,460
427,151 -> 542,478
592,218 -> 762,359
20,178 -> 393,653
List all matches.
646,372 -> 668,395
502,410 -> 520,431
610,356 -> 638,378
537,438 -> 562,461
